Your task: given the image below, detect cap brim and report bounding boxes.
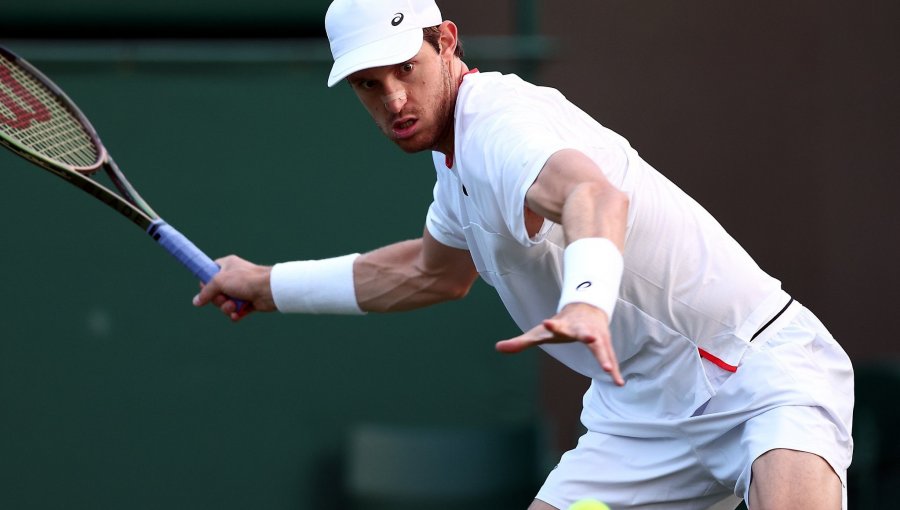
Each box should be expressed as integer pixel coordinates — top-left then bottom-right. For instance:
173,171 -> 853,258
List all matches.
327,28 -> 424,87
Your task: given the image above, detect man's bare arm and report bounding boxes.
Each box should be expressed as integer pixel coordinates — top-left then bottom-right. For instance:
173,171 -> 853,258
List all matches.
354,228 -> 478,312
524,148 -> 628,248
194,228 -> 477,320
497,148 -> 629,385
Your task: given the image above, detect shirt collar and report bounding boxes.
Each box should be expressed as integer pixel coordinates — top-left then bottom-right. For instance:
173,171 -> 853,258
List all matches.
444,68 -> 480,169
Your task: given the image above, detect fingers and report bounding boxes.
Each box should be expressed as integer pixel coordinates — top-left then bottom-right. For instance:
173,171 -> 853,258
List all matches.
495,321 -> 595,353
224,298 -> 254,322
196,290 -> 254,322
495,336 -> 537,353
496,324 -> 556,353
590,336 -> 624,386
542,318 -> 591,343
545,319 -> 624,386
190,255 -> 273,322
497,310 -> 626,387
192,274 -> 255,322
191,281 -> 222,308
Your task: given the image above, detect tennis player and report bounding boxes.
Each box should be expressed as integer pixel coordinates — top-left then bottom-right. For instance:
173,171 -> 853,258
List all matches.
193,1 -> 854,508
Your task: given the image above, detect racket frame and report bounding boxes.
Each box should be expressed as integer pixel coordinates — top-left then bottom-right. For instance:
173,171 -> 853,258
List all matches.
0,46 -> 158,229
0,45 -> 243,309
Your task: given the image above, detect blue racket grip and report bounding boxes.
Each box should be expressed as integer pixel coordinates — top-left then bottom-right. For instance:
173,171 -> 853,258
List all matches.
147,219 -> 247,312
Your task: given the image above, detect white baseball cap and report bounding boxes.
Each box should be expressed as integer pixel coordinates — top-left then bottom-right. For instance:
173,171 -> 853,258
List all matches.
325,0 -> 443,87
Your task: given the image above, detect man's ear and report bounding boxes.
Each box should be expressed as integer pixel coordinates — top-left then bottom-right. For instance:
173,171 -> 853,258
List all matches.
438,20 -> 459,58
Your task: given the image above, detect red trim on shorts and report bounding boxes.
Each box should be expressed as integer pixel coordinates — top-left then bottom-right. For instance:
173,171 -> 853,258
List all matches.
444,69 -> 480,169
698,348 -> 738,372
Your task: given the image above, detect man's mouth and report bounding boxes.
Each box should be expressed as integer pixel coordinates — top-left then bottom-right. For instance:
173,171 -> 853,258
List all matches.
392,117 -> 418,138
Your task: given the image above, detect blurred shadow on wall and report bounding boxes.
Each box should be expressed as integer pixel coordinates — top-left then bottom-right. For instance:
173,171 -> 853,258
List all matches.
332,423 -> 544,510
848,360 -> 900,508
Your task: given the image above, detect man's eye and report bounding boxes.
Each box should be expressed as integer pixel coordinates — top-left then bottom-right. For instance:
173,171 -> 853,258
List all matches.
401,63 -> 414,73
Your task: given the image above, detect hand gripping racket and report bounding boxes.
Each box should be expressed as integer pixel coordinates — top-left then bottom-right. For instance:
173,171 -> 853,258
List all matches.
0,46 -> 244,311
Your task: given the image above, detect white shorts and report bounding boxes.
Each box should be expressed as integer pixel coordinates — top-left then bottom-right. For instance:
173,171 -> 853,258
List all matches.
535,303 -> 854,510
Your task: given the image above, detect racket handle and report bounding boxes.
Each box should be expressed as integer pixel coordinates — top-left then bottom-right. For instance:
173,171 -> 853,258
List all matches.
147,219 -> 246,312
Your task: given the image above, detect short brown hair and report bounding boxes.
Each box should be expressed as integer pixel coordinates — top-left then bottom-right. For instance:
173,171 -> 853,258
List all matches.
423,26 -> 464,59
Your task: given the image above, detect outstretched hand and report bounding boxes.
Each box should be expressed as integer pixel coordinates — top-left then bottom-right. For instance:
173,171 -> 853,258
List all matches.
495,303 -> 624,386
192,255 -> 276,322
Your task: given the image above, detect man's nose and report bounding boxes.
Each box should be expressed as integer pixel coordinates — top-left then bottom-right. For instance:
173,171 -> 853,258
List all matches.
381,89 -> 407,113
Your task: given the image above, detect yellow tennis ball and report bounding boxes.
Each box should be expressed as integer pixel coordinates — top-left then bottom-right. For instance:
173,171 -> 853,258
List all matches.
568,499 -> 611,510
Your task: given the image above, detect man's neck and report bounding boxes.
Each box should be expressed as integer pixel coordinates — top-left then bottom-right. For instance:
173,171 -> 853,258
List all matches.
433,60 -> 471,157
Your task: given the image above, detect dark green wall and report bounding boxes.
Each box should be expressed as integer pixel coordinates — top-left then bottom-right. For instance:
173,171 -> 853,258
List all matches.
0,46 -> 540,509
4,0 -> 331,29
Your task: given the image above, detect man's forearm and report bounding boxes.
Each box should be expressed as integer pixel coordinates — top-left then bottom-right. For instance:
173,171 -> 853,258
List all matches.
354,235 -> 477,313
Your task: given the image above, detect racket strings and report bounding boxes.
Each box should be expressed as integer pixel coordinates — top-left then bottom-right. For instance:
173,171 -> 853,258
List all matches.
0,55 -> 100,169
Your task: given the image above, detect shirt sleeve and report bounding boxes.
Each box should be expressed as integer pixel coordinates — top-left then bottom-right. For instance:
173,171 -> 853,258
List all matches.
458,106 -> 571,246
425,153 -> 468,250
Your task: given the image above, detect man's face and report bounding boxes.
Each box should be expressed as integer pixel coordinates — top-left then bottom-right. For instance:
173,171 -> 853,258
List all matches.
347,42 -> 454,154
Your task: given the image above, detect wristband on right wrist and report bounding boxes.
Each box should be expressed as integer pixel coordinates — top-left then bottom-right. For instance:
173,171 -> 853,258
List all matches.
557,237 -> 624,319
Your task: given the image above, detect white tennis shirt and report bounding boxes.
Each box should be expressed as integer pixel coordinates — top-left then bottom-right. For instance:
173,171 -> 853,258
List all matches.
426,71 -> 790,420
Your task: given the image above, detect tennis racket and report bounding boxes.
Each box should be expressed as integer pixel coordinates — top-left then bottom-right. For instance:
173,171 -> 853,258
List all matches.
0,46 -> 244,311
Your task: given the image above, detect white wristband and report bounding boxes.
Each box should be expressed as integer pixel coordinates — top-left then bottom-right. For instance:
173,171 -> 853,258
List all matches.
270,254 -> 366,315
557,238 -> 624,319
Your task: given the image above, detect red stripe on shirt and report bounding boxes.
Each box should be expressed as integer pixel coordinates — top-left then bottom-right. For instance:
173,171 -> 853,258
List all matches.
698,348 -> 738,373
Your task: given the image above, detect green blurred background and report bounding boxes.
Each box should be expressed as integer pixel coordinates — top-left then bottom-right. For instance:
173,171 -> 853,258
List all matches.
2,0 -> 898,508
0,58 -> 537,509
0,2 -> 549,508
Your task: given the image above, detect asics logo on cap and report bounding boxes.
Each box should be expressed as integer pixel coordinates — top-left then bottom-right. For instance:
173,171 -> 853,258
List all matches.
391,13 -> 404,26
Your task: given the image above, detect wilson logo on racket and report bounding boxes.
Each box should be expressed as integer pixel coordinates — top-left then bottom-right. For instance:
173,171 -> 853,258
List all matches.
0,65 -> 51,130
0,45 -> 246,313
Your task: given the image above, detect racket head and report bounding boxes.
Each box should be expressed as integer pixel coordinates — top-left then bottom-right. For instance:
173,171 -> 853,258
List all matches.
0,46 -> 107,176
